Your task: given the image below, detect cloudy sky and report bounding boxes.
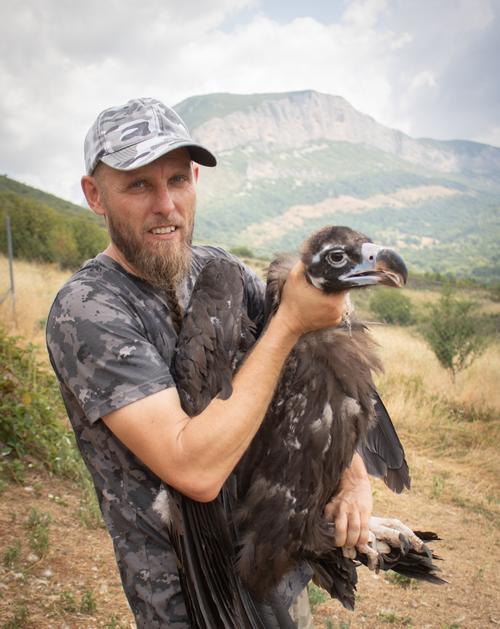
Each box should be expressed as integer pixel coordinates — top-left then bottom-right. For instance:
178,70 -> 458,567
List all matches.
1,0 -> 499,203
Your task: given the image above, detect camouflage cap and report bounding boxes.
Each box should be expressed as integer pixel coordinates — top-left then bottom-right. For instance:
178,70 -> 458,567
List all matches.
84,97 -> 217,175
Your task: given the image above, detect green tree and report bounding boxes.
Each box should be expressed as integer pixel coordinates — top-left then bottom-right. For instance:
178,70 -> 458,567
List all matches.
229,245 -> 255,259
369,288 -> 414,325
419,289 -> 486,381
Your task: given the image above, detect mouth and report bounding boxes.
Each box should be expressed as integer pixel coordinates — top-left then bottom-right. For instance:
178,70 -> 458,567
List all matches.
145,225 -> 182,240
148,225 -> 178,235
342,268 -> 405,288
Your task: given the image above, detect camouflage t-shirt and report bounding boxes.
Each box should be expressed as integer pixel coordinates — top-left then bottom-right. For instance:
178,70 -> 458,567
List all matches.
46,245 -> 265,628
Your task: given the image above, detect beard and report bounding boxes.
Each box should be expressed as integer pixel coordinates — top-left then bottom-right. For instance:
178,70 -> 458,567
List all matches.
106,210 -> 193,290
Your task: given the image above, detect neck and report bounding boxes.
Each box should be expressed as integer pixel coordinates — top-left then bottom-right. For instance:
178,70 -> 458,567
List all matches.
103,243 -> 141,278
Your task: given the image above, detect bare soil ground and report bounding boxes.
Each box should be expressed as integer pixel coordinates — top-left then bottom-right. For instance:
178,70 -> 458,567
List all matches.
1,449 -> 499,629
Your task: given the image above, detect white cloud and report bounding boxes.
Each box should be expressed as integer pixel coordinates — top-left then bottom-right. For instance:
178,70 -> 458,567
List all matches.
0,0 -> 498,203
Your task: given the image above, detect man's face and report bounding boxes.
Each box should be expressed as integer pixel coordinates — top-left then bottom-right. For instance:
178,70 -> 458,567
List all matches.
94,149 -> 197,287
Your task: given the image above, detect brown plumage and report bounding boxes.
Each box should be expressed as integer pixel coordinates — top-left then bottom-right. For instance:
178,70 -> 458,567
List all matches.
234,226 -> 412,601
162,226 -> 442,628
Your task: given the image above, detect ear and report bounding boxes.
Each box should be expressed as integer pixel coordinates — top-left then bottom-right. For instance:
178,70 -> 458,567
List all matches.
192,164 -> 199,183
81,175 -> 106,217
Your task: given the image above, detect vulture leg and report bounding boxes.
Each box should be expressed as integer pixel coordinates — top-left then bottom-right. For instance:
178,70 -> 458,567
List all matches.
353,516 -> 446,585
367,516 -> 428,553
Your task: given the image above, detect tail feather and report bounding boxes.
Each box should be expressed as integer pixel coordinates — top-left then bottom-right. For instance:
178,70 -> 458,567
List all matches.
307,550 -> 358,611
167,487 -> 266,629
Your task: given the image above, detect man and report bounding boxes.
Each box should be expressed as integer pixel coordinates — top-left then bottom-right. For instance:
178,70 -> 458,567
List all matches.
46,97 -> 373,627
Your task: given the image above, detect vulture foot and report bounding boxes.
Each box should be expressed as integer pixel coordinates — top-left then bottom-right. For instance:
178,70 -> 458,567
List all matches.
366,515 -> 426,558
350,516 -> 446,584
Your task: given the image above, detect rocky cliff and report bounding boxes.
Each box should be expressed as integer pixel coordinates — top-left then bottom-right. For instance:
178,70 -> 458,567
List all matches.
174,90 -> 500,281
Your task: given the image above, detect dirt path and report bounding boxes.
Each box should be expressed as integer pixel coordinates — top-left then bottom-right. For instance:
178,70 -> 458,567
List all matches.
313,472 -> 500,629
1,453 -> 499,629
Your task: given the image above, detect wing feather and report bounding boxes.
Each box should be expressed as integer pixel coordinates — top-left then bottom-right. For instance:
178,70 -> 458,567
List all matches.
358,391 -> 411,493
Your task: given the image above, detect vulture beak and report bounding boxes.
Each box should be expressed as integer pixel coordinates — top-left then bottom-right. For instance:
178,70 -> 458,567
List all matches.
340,243 -> 408,289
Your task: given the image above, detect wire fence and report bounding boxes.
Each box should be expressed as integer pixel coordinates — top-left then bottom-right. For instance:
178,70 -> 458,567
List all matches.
1,214 -> 17,326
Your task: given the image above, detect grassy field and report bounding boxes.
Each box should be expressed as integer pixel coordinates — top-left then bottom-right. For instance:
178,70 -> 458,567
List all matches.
0,256 -> 71,350
0,255 -> 499,628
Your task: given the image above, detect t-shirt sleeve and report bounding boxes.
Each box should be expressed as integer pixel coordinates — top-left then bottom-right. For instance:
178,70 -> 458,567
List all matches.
46,280 -> 175,424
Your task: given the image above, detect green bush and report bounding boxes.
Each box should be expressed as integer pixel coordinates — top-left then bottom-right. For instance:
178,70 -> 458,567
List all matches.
418,289 -> 487,381
229,245 -> 255,259
369,288 -> 414,325
0,329 -> 82,479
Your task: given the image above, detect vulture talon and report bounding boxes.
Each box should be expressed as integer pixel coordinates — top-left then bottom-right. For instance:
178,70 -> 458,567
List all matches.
369,516 -> 426,553
342,546 -> 356,560
355,533 -> 379,571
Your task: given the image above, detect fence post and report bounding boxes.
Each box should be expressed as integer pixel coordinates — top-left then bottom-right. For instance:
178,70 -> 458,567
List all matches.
5,215 -> 17,327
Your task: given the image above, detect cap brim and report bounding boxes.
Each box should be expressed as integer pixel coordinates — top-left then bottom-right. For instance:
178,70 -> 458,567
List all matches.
100,138 -> 217,172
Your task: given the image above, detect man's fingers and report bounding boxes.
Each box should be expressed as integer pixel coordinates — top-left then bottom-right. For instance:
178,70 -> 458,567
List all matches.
358,512 -> 370,547
327,502 -> 369,548
334,511 -> 347,547
324,500 -> 336,523
345,511 -> 361,548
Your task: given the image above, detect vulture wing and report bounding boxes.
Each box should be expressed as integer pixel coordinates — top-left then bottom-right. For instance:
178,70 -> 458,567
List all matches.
159,484 -> 266,629
173,257 -> 255,416
168,258 -> 289,628
358,391 -> 411,493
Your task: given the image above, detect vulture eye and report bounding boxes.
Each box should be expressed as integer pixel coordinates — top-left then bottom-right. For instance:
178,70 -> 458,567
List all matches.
325,250 -> 348,267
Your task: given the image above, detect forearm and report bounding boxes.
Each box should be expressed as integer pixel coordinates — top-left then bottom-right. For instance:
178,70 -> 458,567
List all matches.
343,452 -> 370,483
174,310 -> 299,498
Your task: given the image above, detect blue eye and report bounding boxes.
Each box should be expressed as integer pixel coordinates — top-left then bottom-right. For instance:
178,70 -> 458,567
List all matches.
171,174 -> 187,184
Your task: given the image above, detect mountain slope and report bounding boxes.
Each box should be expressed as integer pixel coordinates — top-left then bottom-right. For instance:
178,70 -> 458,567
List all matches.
0,175 -> 92,218
0,176 -> 107,269
175,90 -> 500,281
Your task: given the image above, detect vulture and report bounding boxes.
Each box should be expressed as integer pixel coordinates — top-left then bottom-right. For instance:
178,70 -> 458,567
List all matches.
155,225 -> 444,629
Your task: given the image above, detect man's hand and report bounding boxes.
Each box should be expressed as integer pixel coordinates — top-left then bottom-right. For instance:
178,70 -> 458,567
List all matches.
277,261 -> 347,336
324,453 -> 373,548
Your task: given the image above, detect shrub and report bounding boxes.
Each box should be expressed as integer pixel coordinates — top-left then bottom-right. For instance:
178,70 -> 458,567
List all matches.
0,328 -> 81,479
418,289 -> 487,381
369,288 -> 414,325
229,245 -> 255,259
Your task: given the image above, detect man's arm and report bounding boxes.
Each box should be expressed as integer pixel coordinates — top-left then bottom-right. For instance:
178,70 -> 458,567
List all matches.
103,262 -> 344,501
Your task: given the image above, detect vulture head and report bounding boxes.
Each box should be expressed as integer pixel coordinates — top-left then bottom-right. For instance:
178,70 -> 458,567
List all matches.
301,226 -> 408,293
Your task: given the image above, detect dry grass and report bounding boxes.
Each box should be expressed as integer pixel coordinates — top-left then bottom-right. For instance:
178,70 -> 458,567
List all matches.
373,325 -> 500,413
402,286 -> 500,317
0,256 -> 70,349
370,324 -> 500,515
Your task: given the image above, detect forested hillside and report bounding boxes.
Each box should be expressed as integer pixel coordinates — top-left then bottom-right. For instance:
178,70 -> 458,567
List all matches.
0,176 -> 107,269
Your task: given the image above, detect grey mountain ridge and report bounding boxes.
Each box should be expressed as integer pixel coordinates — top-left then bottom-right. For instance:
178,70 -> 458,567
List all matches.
175,90 -> 500,175
1,90 -> 498,281
173,90 -> 500,281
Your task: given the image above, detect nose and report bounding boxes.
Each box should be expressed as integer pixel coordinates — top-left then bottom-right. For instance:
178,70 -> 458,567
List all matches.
153,184 -> 176,215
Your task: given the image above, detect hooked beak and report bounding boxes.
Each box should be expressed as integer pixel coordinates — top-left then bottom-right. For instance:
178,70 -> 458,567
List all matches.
339,243 -> 408,289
